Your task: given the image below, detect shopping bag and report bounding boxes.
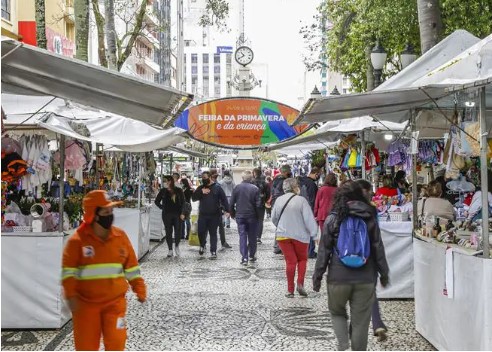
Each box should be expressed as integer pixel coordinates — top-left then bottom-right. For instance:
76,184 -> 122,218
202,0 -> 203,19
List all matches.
188,221 -> 200,247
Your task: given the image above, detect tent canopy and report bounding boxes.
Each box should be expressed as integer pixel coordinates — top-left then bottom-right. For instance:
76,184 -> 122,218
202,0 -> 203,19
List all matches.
2,94 -> 187,152
295,30 -> 492,125
1,38 -> 193,127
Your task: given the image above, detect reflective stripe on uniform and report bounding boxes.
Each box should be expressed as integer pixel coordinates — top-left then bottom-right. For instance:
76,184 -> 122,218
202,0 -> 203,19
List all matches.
77,263 -> 124,280
124,266 -> 141,281
62,267 -> 78,280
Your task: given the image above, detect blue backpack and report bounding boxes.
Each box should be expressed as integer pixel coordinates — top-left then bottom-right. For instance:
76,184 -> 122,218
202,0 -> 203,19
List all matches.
335,216 -> 370,268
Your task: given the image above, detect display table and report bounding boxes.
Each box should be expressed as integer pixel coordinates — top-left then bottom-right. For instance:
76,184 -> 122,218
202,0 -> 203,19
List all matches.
1,232 -> 72,329
149,204 -> 165,241
377,221 -> 414,298
414,239 -> 492,350
113,207 -> 150,260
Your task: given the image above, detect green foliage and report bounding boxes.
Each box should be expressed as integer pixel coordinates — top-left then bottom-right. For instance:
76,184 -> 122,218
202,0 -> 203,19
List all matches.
310,149 -> 326,169
199,0 -> 230,32
319,0 -> 491,93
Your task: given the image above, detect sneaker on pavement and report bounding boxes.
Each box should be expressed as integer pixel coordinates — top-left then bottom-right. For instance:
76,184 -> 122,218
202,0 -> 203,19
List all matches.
297,284 -> 308,297
285,292 -> 295,298
249,256 -> 257,263
167,249 -> 173,258
375,328 -> 387,342
257,238 -> 262,244
273,248 -> 282,254
175,246 -> 181,257
210,253 -> 217,260
222,242 -> 232,249
226,225 -> 231,228
199,247 -> 205,256
241,259 -> 248,266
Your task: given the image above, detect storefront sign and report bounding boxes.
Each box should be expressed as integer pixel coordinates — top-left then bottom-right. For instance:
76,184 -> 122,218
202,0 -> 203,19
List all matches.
216,46 -> 234,54
174,98 -> 310,148
46,27 -> 75,58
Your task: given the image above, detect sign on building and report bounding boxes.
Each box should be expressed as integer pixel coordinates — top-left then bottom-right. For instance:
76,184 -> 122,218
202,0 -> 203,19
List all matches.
216,46 -> 233,54
174,97 -> 310,149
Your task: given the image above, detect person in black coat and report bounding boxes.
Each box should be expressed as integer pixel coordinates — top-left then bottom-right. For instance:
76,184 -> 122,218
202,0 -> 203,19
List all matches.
155,176 -> 186,258
252,168 -> 270,244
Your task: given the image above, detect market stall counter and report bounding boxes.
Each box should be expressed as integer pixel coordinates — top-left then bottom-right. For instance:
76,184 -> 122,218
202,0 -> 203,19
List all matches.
113,207 -> 151,260
414,238 -> 492,350
377,221 -> 414,298
1,231 -> 71,329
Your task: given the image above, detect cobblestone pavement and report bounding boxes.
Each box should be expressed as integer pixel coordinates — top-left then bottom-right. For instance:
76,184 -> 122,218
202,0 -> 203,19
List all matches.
2,218 -> 434,351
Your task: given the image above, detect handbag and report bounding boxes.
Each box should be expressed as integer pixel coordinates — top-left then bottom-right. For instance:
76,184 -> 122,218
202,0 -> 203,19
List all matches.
275,194 -> 296,239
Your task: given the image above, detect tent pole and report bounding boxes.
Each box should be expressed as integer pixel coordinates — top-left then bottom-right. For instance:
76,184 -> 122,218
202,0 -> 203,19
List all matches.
58,134 -> 65,232
411,110 -> 418,232
361,130 -> 366,180
479,86 -> 490,259
138,157 -> 142,208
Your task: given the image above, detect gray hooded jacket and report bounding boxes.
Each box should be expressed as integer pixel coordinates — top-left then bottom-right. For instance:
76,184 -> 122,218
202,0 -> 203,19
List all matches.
219,175 -> 235,197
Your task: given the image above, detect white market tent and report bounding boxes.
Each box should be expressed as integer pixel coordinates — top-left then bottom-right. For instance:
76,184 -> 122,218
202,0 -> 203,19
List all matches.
1,38 -> 193,127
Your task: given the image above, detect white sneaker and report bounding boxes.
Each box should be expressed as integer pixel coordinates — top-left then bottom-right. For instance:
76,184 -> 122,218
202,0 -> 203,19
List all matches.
175,246 -> 181,257
167,249 -> 173,257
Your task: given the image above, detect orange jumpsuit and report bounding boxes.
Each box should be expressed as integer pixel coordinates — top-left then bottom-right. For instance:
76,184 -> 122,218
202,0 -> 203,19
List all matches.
62,223 -> 146,351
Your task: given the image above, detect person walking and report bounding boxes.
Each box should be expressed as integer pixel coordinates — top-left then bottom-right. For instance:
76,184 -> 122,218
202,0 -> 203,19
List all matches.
252,167 -> 270,243
314,173 -> 338,232
180,177 -> 194,240
212,172 -> 232,250
356,179 -> 388,342
265,176 -> 273,219
62,190 -> 146,351
313,181 -> 390,351
155,176 -> 186,257
270,164 -> 292,254
192,171 -> 229,259
272,178 -> 318,297
230,170 -> 262,265
298,166 -> 321,258
219,170 -> 235,228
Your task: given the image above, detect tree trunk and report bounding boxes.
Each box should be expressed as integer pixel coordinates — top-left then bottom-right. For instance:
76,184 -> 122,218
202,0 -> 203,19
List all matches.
417,0 -> 443,53
105,0 -> 118,70
91,0 -> 108,67
365,45 -> 374,92
117,0 -> 147,71
35,0 -> 47,49
74,0 -> 89,61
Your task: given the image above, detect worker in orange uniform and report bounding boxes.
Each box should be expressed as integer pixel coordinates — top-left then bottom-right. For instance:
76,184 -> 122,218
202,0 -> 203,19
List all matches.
62,190 -> 147,351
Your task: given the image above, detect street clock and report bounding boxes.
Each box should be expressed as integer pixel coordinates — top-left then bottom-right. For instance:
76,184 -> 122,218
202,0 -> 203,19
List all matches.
234,46 -> 254,66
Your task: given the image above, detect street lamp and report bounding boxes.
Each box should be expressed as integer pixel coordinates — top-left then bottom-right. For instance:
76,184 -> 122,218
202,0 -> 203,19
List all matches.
401,43 -> 417,69
370,40 -> 387,88
310,85 -> 322,99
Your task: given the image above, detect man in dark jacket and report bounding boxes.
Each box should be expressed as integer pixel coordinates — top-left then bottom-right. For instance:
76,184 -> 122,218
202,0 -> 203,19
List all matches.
192,171 -> 229,260
270,164 -> 292,254
230,170 -> 262,265
298,167 -> 321,258
312,182 -> 389,351
252,168 -> 270,244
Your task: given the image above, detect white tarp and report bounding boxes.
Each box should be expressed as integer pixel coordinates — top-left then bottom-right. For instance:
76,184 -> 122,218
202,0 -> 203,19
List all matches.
297,30 -> 492,125
1,38 -> 193,127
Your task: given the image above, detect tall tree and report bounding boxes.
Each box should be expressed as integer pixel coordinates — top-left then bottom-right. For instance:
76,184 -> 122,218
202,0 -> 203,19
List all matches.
74,0 -> 90,61
417,0 -> 443,53
105,0 -> 118,70
35,0 -> 47,49
91,0 -> 108,67
199,0 -> 230,32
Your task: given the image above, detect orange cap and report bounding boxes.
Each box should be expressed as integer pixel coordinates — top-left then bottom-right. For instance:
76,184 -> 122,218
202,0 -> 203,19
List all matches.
82,190 -> 123,225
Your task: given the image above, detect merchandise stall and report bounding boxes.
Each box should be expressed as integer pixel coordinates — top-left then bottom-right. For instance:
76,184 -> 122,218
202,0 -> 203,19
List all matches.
296,30 -> 492,350
1,38 -> 193,329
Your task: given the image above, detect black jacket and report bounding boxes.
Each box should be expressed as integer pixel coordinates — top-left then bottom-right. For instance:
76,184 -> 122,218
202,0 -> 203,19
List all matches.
252,176 -> 270,207
271,175 -> 286,206
298,176 -> 318,210
192,182 -> 229,216
230,181 -> 262,219
313,201 -> 389,287
155,187 -> 186,215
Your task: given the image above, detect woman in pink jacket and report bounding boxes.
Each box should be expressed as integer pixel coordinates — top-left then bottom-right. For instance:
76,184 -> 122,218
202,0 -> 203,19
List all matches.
314,173 -> 338,230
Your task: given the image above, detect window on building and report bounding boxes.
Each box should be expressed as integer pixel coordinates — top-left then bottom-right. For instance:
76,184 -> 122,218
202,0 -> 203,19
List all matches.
191,66 -> 198,74
214,86 -> 221,97
214,65 -> 220,74
136,65 -> 146,76
191,54 -> 197,63
66,0 -> 74,6
343,88 -> 348,94
203,83 -> 209,97
226,53 -> 231,64
214,53 -> 220,64
342,76 -> 350,86
203,64 -> 209,77
203,53 -> 209,64
65,22 -> 75,42
154,73 -> 159,84
1,0 -> 10,21
226,84 -> 232,97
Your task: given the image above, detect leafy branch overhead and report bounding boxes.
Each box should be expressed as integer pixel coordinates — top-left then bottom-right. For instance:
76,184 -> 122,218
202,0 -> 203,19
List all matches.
199,0 -> 230,32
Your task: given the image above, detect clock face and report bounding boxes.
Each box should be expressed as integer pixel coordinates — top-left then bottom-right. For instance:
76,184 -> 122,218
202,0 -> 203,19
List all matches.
235,46 -> 254,66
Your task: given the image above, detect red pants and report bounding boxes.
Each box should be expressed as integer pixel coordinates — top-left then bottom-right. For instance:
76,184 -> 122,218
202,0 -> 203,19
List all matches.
72,296 -> 127,351
277,239 -> 309,293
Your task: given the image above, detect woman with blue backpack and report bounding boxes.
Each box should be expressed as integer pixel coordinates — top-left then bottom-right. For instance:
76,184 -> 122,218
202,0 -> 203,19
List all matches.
313,180 -> 390,351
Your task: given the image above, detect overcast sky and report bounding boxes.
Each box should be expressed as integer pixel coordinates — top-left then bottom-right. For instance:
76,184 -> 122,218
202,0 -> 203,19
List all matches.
242,0 -> 321,109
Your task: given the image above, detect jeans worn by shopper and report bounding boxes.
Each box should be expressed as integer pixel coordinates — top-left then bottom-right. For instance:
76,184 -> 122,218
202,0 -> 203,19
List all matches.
163,213 -> 182,250
371,294 -> 387,334
197,214 -> 221,254
328,283 -> 375,351
277,239 -> 309,293
256,207 -> 266,240
236,217 -> 258,261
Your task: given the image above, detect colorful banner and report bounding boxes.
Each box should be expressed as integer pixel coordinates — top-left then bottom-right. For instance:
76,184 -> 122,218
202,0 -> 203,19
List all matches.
174,98 -> 310,148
